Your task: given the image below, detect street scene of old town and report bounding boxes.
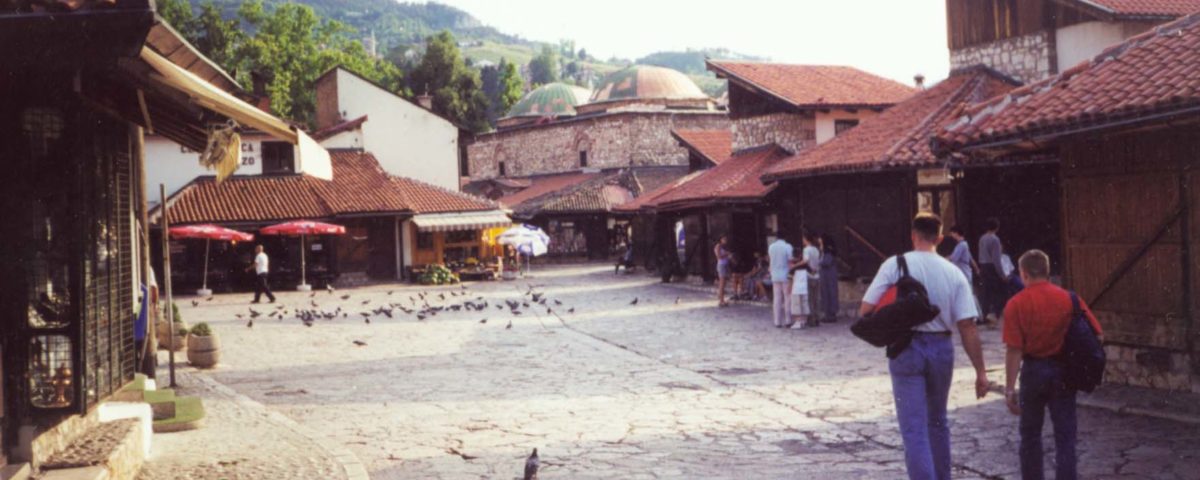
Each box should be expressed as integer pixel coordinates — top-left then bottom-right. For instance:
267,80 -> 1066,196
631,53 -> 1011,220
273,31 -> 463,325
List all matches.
4,0 -> 1200,479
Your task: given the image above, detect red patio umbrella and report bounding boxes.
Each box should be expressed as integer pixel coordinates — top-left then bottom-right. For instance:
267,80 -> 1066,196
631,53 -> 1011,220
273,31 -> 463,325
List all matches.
168,224 -> 254,295
259,220 -> 347,290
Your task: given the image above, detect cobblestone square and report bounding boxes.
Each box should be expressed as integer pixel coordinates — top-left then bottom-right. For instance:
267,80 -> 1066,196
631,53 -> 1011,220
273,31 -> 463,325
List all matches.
146,265 -> 1200,479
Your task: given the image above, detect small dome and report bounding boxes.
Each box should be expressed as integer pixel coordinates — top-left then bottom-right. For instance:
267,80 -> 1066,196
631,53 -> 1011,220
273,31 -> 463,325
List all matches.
591,65 -> 707,103
505,83 -> 593,119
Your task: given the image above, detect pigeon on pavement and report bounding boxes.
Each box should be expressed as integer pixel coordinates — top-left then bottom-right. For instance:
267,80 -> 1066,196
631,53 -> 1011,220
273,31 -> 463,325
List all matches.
524,448 -> 539,480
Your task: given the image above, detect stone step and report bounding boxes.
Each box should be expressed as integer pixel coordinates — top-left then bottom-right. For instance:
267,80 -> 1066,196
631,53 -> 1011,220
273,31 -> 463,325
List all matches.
40,418 -> 143,480
0,463 -> 31,480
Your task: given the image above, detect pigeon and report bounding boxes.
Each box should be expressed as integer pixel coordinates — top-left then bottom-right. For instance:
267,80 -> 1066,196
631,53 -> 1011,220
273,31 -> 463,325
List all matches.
675,297 -> 681,305
311,300 -> 319,308
438,293 -> 446,300
246,319 -> 253,328
353,340 -> 367,346
361,300 -> 371,306
310,292 -> 317,298
341,294 -> 351,300
479,318 -> 488,324
630,298 -> 639,305
417,314 -> 426,321
326,284 -> 335,294
568,308 -> 575,314
249,309 -> 262,318
506,320 -> 513,329
524,448 -> 539,480
531,293 -> 543,303
553,300 -> 562,306
461,284 -> 468,290
206,296 -> 214,302
387,290 -> 394,296
191,300 -> 199,307
235,314 -> 243,319
496,304 -> 504,310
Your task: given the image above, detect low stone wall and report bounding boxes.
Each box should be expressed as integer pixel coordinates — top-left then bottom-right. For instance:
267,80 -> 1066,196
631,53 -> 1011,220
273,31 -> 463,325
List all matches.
950,31 -> 1053,84
1103,344 -> 1199,393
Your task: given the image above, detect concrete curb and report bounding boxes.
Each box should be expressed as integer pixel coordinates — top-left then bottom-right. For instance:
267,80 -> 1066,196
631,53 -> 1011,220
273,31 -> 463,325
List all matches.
185,372 -> 370,480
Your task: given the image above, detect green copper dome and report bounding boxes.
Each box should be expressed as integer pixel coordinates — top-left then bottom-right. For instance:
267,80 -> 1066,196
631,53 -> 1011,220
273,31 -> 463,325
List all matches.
505,83 -> 593,119
591,65 -> 707,103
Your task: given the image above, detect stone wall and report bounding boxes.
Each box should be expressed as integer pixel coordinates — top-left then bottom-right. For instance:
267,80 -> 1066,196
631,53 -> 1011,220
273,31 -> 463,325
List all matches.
1103,345 -> 1199,393
732,112 -> 815,153
950,31 -> 1053,84
467,111 -> 729,179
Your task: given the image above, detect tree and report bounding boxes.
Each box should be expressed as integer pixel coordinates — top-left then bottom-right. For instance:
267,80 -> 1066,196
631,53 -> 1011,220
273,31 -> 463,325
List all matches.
158,0 -> 197,37
193,1 -> 242,71
528,45 -> 559,87
408,31 -> 490,132
497,59 -> 524,114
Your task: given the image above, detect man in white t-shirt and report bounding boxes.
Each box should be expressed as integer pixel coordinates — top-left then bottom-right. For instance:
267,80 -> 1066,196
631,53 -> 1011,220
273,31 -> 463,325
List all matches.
859,214 -> 988,480
246,245 -> 276,303
767,235 -> 796,328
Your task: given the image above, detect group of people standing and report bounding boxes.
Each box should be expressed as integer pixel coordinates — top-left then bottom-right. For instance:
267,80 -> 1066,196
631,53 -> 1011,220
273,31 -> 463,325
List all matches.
714,231 -> 840,328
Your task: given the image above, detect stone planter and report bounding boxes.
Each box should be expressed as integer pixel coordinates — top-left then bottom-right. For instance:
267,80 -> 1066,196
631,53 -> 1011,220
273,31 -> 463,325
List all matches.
156,320 -> 189,351
187,335 -> 220,368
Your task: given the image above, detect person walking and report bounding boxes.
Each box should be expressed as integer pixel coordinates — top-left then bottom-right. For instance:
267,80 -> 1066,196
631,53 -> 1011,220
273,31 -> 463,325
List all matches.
767,234 -> 795,328
1003,250 -> 1103,480
818,234 -> 840,323
715,235 -> 733,307
978,218 -> 1005,324
246,245 -> 276,304
860,214 -> 988,480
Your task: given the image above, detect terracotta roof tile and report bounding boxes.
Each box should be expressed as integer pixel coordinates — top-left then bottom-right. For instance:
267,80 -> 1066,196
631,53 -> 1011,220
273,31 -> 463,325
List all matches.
158,150 -> 496,224
312,115 -> 368,140
708,61 -> 916,108
615,171 -> 706,213
764,68 -> 1019,180
936,13 -> 1200,154
496,172 -> 603,209
672,129 -> 733,166
1072,0 -> 1200,18
640,145 -> 790,211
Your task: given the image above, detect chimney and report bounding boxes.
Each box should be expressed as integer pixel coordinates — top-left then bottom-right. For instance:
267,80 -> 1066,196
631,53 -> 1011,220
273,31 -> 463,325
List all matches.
417,84 -> 433,109
251,71 -> 271,112
914,74 -> 926,90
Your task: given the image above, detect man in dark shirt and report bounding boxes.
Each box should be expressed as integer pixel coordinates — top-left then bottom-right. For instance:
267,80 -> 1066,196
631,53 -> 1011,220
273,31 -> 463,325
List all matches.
1003,250 -> 1104,480
978,218 -> 1005,323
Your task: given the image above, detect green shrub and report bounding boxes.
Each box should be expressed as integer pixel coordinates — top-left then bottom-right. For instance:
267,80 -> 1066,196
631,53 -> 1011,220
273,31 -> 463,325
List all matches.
174,322 -> 189,337
190,322 -> 212,337
171,302 -> 182,323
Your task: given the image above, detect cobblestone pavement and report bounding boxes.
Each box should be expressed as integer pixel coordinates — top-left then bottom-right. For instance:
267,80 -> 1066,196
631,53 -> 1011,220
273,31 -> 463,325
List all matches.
172,264 -> 1200,479
137,369 -> 345,480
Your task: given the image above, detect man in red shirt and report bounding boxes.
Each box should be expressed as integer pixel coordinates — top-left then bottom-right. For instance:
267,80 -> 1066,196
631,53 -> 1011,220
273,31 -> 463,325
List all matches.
1003,250 -> 1103,480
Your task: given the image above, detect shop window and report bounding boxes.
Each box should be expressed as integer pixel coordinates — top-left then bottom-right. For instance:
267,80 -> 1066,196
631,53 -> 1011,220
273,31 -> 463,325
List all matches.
261,141 -> 295,174
28,335 -> 74,409
834,119 -> 859,136
417,231 -> 434,249
446,230 -> 477,244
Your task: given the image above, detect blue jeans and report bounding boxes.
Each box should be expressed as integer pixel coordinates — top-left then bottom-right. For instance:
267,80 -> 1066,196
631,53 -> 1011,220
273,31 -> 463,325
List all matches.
1020,358 -> 1077,480
890,332 -> 954,480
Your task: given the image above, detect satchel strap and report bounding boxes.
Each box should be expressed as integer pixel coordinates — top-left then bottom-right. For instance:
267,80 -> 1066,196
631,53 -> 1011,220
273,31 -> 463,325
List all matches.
896,254 -> 911,279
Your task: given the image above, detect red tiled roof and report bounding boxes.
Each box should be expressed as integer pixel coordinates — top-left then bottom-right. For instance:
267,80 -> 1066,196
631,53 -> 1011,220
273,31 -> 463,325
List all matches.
1062,0 -> 1200,18
764,68 -> 1019,181
936,14 -> 1200,155
157,151 -> 496,224
312,115 -> 368,140
672,129 -> 733,166
615,171 -> 705,213
496,172 -> 602,209
708,61 -> 916,109
643,145 -> 790,211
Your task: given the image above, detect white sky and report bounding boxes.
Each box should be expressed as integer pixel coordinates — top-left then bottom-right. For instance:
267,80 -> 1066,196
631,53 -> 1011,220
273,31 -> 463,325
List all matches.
421,0 -> 952,84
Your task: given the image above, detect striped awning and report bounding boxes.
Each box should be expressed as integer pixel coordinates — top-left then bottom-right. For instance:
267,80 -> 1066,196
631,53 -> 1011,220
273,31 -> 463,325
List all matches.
412,211 -> 512,232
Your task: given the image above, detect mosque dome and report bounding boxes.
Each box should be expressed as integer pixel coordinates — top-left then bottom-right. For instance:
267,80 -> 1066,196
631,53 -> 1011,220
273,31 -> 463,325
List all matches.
504,83 -> 593,119
590,65 -> 708,103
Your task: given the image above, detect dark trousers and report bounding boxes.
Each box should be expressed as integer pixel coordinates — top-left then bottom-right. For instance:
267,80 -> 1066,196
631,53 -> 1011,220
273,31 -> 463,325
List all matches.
980,263 -> 1006,317
254,273 -> 276,302
1020,358 -> 1078,480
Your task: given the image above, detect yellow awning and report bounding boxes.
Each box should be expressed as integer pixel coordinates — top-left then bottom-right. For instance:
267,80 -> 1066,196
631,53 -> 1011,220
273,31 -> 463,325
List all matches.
139,46 -> 297,144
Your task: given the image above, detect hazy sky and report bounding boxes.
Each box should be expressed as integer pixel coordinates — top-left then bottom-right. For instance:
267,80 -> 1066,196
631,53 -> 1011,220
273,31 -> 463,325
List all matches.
422,0 -> 952,85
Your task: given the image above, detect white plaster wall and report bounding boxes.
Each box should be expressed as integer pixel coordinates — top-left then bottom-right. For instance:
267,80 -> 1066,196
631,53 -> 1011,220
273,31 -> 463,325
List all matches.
1056,21 -> 1153,70
815,110 -> 879,145
146,133 -> 308,204
333,70 -> 461,190
319,129 -> 364,150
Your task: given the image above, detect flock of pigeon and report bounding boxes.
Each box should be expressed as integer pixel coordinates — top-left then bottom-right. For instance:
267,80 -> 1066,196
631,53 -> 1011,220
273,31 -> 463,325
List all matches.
222,283 -> 581,348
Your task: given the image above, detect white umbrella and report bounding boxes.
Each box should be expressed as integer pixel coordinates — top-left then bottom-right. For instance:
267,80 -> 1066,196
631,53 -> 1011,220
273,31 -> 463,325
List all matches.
497,225 -> 550,275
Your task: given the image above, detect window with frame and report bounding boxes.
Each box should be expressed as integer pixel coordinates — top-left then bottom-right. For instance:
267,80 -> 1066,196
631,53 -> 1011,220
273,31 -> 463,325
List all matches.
261,141 -> 295,174
834,119 -> 859,136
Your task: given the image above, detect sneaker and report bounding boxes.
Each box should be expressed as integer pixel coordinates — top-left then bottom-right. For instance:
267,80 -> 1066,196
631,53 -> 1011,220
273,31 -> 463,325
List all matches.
790,322 -> 806,330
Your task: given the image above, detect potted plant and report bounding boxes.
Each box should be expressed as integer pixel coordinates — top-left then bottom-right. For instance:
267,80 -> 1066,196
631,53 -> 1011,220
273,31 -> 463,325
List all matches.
157,303 -> 190,351
187,322 -> 220,368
